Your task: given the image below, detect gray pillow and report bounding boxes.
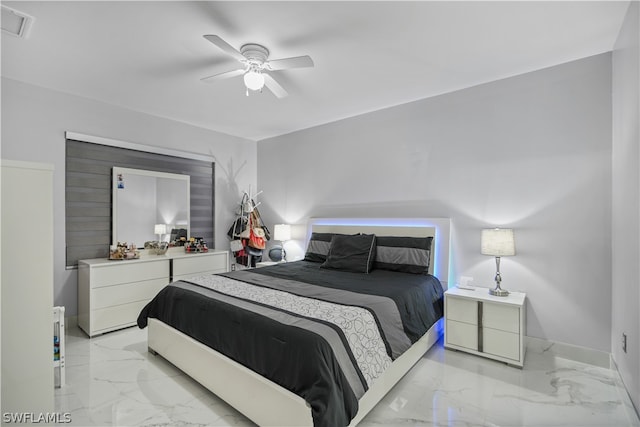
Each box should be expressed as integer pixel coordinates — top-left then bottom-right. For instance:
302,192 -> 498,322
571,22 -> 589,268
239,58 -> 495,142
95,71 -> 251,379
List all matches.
321,234 -> 376,274
375,236 -> 433,274
304,232 -> 344,263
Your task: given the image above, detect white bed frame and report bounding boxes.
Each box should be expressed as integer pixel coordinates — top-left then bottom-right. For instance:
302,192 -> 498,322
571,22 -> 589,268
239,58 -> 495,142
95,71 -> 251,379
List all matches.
147,222 -> 448,426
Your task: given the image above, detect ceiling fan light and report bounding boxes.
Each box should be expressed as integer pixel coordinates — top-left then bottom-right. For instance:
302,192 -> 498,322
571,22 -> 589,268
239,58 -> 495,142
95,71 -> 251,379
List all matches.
244,70 -> 265,91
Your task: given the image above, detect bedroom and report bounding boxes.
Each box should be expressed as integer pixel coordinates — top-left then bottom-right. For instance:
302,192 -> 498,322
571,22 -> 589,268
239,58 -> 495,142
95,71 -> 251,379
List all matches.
1,1 -> 638,426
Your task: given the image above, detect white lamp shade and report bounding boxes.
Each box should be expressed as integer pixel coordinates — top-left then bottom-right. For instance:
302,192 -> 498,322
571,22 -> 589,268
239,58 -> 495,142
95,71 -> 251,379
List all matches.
273,224 -> 291,241
244,70 -> 265,91
481,228 -> 515,256
154,224 -> 167,235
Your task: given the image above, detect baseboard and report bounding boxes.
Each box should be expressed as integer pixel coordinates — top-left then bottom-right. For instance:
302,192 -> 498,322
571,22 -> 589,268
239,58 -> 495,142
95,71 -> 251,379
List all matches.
525,335 -> 610,368
610,358 -> 640,421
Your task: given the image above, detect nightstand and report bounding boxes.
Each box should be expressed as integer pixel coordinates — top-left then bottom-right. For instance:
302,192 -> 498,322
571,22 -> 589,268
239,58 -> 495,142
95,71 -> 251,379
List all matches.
444,286 -> 526,367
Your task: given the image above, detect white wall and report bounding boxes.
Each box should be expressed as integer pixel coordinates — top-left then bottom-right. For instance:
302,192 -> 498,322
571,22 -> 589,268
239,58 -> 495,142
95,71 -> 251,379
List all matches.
612,1 -> 640,413
258,54 -> 613,352
1,77 -> 257,316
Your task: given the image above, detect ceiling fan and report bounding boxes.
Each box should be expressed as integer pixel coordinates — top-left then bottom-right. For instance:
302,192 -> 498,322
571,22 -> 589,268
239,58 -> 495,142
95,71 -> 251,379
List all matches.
201,35 -> 314,98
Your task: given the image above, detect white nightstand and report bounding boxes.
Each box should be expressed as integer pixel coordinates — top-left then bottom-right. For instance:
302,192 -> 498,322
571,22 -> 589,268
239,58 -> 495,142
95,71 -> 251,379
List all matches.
444,286 -> 526,367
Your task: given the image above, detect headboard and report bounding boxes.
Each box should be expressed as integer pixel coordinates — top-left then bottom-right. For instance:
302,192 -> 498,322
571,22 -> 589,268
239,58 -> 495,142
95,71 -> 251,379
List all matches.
308,218 -> 450,287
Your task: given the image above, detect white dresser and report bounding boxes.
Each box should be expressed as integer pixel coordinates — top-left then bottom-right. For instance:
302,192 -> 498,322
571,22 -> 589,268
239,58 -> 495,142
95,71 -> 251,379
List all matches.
444,286 -> 526,367
78,250 -> 229,337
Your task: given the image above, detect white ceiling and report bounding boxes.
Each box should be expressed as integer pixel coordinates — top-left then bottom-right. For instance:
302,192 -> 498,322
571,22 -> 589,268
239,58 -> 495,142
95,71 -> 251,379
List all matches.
1,1 -> 630,141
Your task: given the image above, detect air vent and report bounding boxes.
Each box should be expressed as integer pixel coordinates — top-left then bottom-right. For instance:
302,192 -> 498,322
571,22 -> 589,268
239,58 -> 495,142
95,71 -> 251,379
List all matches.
1,5 -> 34,38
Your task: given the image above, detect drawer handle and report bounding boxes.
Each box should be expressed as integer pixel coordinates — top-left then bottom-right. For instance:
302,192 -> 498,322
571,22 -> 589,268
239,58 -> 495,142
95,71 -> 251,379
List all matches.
478,301 -> 483,353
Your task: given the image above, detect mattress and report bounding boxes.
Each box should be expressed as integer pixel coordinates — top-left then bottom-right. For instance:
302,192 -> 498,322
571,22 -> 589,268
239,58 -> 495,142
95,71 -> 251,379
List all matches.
137,260 -> 444,427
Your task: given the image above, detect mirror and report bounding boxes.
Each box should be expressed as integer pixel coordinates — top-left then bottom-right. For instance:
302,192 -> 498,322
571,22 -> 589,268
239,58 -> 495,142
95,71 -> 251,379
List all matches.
112,167 -> 190,247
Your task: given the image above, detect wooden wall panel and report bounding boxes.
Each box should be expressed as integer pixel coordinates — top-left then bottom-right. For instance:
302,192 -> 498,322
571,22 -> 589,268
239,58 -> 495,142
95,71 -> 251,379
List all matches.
65,139 -> 214,267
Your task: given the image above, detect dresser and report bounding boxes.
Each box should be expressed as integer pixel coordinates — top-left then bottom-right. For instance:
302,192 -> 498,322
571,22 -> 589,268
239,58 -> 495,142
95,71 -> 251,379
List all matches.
444,286 -> 526,367
78,250 -> 229,337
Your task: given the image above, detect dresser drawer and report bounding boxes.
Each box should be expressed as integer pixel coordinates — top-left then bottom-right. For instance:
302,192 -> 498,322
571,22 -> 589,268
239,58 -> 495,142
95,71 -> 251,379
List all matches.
446,319 -> 478,350
91,300 -> 150,334
92,278 -> 167,310
173,253 -> 227,277
91,261 -> 169,288
446,296 -> 478,325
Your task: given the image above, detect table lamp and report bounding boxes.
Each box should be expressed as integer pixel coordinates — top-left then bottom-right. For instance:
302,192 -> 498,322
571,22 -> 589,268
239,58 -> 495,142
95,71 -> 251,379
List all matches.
154,224 -> 167,242
271,224 -> 291,262
481,228 -> 515,296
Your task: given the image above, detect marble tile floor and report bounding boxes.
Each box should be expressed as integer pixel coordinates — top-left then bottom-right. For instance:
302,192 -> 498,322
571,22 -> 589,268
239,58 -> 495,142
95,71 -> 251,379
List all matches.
55,324 -> 640,427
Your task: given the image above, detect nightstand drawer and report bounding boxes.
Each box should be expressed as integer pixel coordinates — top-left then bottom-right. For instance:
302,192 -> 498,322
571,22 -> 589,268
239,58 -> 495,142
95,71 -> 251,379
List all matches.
446,319 -> 478,350
446,296 -> 478,324
483,303 -> 519,333
484,328 -> 520,360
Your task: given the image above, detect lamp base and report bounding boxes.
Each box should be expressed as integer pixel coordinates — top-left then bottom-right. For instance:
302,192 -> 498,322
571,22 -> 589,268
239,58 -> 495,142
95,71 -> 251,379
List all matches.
489,287 -> 510,297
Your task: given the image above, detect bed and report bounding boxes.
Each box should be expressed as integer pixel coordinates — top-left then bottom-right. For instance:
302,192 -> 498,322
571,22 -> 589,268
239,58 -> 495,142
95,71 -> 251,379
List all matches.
137,223 -> 448,427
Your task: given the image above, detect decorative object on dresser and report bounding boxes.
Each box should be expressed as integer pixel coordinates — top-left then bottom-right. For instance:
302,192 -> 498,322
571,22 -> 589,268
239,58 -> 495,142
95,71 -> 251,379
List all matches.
144,241 -> 169,255
184,237 -> 208,253
270,223 -> 291,262
481,228 -> 516,296
445,286 -> 526,367
109,242 -> 140,260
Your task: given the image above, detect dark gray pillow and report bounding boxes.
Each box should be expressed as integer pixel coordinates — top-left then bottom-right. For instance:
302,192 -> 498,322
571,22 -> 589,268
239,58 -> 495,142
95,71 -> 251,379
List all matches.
321,234 -> 376,273
304,232 -> 344,263
375,236 -> 433,274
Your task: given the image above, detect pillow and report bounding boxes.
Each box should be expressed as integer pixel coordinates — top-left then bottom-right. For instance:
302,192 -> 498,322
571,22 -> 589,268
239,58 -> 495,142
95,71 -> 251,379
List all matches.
320,234 -> 376,274
375,236 -> 433,274
304,232 -> 343,263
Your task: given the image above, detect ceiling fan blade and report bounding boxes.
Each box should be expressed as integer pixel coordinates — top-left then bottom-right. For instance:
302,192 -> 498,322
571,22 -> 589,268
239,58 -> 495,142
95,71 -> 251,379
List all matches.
203,35 -> 246,62
263,73 -> 289,98
201,68 -> 245,83
265,55 -> 314,71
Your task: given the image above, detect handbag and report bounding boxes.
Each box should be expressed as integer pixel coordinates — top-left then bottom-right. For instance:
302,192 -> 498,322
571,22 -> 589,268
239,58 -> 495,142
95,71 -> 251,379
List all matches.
251,204 -> 271,241
248,212 -> 266,249
227,217 -> 247,239
239,223 -> 251,239
229,239 -> 244,252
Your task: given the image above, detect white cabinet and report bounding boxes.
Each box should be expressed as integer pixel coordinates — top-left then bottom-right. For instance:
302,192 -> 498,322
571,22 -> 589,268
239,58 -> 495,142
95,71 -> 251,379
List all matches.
78,250 -> 229,337
1,160 -> 54,414
445,287 -> 526,367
